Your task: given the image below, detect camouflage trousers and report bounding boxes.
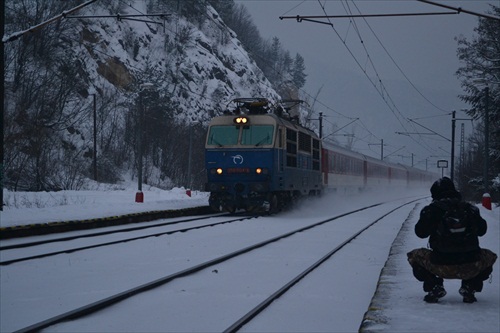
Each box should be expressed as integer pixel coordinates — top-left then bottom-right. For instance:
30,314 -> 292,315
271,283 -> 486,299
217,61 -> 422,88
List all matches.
407,248 -> 497,280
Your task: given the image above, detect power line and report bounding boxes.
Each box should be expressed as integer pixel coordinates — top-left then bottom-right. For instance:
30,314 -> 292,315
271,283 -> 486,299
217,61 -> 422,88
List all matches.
2,0 -> 98,42
281,11 -> 458,21
345,0 -> 452,113
279,1 -> 450,159
315,1 -> 424,149
417,0 -> 500,21
340,0 -> 450,156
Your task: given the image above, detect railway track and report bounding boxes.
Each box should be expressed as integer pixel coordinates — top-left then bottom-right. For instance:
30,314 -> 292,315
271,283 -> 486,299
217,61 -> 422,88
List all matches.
9,197 -> 426,333
0,213 -> 253,265
0,206 -> 214,239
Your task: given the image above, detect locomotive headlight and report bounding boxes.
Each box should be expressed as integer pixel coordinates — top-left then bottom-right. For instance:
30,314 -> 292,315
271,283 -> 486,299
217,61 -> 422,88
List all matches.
211,168 -> 223,175
255,168 -> 268,174
234,117 -> 249,124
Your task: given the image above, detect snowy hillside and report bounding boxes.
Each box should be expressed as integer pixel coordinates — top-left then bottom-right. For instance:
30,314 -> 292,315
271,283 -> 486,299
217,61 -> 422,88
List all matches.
77,1 -> 280,123
3,0 -> 284,191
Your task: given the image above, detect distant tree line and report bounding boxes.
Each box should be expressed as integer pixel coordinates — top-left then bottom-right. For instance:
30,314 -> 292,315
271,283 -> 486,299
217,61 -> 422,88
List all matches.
455,4 -> 500,202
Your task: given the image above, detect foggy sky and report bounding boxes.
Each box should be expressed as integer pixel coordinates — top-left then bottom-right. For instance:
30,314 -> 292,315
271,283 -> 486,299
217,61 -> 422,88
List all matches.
236,0 -> 498,172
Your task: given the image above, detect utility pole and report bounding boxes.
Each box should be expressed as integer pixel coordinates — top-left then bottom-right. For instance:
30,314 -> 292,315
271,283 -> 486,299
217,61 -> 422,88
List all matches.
368,139 -> 387,160
319,112 -> 323,139
459,123 -> 465,191
1,0 -> 4,211
450,111 -> 473,185
307,112 -> 323,138
92,94 -> 97,181
187,122 -> 199,193
406,114 -> 469,182
381,139 -> 384,160
135,83 -> 154,203
450,111 -> 456,182
484,87 -> 489,192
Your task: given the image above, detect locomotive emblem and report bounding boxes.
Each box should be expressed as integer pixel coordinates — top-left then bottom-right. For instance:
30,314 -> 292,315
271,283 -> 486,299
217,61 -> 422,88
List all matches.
231,155 -> 244,164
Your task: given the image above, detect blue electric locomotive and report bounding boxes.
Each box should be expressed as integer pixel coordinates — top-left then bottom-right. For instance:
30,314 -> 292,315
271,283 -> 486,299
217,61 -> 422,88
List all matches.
205,98 -> 323,213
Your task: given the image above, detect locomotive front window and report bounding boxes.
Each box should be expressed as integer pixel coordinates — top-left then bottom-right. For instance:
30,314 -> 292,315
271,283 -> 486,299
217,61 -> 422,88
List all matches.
207,126 -> 239,146
241,125 -> 274,146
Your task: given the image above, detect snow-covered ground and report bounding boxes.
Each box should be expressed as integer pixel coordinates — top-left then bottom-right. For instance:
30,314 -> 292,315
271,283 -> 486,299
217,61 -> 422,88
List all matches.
361,200 -> 500,333
0,186 -> 498,332
1,186 -> 210,228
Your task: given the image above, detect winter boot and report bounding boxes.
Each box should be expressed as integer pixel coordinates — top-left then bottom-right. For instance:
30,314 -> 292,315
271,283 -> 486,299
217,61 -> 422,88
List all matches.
424,284 -> 447,303
459,285 -> 477,303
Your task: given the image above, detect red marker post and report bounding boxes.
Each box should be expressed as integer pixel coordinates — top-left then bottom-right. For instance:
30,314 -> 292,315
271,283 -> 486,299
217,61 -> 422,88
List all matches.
482,193 -> 491,210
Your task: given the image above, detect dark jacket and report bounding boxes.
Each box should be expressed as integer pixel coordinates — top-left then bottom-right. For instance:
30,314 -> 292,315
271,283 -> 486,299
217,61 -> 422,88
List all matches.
415,177 -> 487,265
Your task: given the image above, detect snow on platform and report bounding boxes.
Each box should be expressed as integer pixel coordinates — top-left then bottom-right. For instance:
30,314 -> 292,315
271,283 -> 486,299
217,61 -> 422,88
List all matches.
360,205 -> 500,333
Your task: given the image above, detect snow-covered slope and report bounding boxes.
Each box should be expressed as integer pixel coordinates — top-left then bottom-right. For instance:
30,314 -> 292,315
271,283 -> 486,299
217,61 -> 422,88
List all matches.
77,1 -> 280,124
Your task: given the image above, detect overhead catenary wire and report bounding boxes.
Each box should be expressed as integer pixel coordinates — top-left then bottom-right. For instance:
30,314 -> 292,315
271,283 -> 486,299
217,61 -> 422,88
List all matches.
282,10 -> 459,20
281,0 -> 461,159
340,0 -> 451,156
253,1 -> 428,158
2,0 -> 99,43
345,0 -> 452,113
314,1 -> 439,157
417,0 -> 500,21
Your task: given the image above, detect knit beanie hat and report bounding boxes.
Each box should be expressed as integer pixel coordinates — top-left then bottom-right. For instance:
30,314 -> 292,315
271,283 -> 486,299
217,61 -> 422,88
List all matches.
430,177 -> 461,200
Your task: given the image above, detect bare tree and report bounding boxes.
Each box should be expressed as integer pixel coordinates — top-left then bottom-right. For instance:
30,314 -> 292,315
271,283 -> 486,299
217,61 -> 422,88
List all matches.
456,4 -> 500,200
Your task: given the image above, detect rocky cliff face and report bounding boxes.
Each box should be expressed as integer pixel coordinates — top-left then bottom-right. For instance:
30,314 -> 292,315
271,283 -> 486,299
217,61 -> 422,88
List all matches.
77,1 -> 279,124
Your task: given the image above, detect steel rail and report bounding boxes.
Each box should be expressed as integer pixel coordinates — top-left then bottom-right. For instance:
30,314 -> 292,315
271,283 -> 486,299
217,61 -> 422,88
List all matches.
0,213 -> 226,251
223,198 -> 423,333
0,215 -> 254,266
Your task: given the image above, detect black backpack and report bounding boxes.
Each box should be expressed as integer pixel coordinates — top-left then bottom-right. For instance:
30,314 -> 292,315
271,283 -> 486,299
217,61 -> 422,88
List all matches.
434,200 -> 477,253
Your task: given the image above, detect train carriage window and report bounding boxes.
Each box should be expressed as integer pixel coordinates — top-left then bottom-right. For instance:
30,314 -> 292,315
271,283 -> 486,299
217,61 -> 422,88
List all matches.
298,132 -> 311,152
313,151 -> 319,160
312,140 -> 320,159
286,129 -> 298,167
368,164 -> 386,177
355,160 -> 363,175
207,126 -> 239,146
312,139 -> 320,171
241,125 -> 274,146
